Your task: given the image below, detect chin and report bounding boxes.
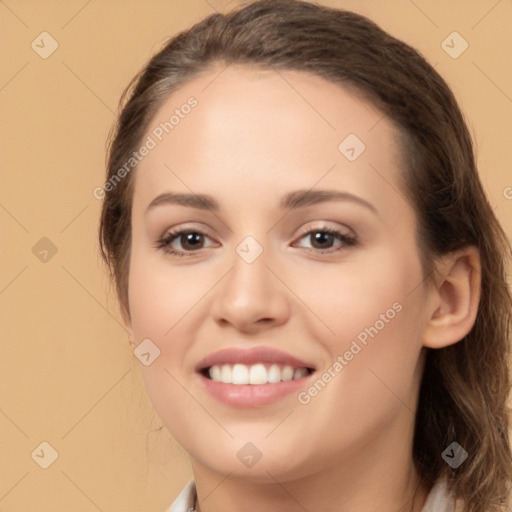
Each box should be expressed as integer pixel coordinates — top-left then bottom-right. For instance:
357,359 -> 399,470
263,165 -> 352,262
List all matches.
187,436 -> 317,484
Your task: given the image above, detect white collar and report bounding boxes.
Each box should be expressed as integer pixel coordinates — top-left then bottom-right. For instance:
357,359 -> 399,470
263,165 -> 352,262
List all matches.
167,478 -> 455,511
421,479 -> 456,512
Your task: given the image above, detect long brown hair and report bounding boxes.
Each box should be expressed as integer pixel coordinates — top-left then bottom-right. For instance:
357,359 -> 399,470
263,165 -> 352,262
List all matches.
99,1 -> 512,509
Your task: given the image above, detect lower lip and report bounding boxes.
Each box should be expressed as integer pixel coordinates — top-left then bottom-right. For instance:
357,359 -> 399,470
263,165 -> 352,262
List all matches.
197,372 -> 314,408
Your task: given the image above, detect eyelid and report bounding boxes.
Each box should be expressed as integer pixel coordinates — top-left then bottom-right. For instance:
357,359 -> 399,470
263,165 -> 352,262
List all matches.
295,222 -> 354,238
160,223 -> 213,240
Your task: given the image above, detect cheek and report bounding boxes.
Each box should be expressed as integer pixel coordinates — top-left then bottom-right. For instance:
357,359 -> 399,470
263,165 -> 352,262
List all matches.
330,306 -> 423,446
302,247 -> 422,347
127,248 -> 209,339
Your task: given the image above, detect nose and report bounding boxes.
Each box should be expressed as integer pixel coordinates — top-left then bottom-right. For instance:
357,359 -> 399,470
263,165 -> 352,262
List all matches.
210,244 -> 291,334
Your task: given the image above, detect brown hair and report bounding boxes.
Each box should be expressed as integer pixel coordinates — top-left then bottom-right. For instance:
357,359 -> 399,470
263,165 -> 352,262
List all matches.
99,1 -> 512,509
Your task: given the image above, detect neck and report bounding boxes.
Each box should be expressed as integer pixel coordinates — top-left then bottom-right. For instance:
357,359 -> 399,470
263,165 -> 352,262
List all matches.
192,462 -> 428,512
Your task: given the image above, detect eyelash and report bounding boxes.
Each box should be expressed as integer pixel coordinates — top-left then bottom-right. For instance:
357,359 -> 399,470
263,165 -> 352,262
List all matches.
155,226 -> 356,258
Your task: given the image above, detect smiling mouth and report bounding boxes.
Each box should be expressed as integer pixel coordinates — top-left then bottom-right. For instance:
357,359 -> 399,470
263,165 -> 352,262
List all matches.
200,363 -> 315,385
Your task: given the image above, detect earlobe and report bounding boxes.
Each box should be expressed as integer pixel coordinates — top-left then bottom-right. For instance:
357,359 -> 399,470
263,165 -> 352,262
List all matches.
422,246 -> 481,349
127,331 -> 136,347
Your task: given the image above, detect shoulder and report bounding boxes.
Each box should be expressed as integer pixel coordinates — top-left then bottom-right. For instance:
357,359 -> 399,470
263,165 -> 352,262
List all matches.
422,478 -> 512,512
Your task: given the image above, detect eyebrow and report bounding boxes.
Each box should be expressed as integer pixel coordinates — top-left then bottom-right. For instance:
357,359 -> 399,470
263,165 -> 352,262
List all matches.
145,189 -> 378,215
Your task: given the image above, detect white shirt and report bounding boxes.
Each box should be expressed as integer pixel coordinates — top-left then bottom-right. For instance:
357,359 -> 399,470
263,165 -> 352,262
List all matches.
167,478 -> 456,511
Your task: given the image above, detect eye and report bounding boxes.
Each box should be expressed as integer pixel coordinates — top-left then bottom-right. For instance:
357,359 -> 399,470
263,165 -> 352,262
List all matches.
155,225 -> 356,258
294,226 -> 356,253
155,228 -> 218,257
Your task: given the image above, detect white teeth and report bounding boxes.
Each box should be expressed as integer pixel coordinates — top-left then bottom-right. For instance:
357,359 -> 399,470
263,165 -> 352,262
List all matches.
207,363 -> 310,385
220,364 -> 232,384
293,367 -> 308,380
281,365 -> 294,381
232,364 -> 249,385
267,364 -> 282,383
210,365 -> 221,381
249,363 -> 267,385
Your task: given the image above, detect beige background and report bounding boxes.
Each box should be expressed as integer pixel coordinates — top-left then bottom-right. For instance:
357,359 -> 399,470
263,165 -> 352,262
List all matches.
0,0 -> 510,510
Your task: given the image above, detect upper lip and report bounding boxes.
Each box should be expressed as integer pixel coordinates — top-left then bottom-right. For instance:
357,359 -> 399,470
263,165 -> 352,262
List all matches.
195,346 -> 316,372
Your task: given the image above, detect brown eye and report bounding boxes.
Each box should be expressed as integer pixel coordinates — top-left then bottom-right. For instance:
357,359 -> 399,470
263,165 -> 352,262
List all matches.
309,231 -> 336,249
156,229 -> 218,257
178,232 -> 205,251
294,227 -> 356,254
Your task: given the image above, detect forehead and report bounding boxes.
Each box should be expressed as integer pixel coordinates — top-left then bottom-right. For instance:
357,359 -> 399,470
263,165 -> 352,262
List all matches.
132,64 -> 407,213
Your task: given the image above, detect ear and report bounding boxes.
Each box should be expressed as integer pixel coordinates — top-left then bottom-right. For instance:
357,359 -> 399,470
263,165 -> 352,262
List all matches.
422,246 -> 481,349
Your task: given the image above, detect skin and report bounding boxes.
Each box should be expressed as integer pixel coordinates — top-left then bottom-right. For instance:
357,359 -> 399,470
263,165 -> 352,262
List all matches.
124,64 -> 481,512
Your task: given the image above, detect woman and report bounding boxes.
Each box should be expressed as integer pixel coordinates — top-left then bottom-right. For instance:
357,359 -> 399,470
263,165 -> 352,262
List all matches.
98,1 -> 512,510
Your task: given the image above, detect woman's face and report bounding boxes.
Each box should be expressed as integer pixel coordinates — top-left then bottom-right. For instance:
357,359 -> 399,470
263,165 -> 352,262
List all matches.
126,65 -> 431,482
